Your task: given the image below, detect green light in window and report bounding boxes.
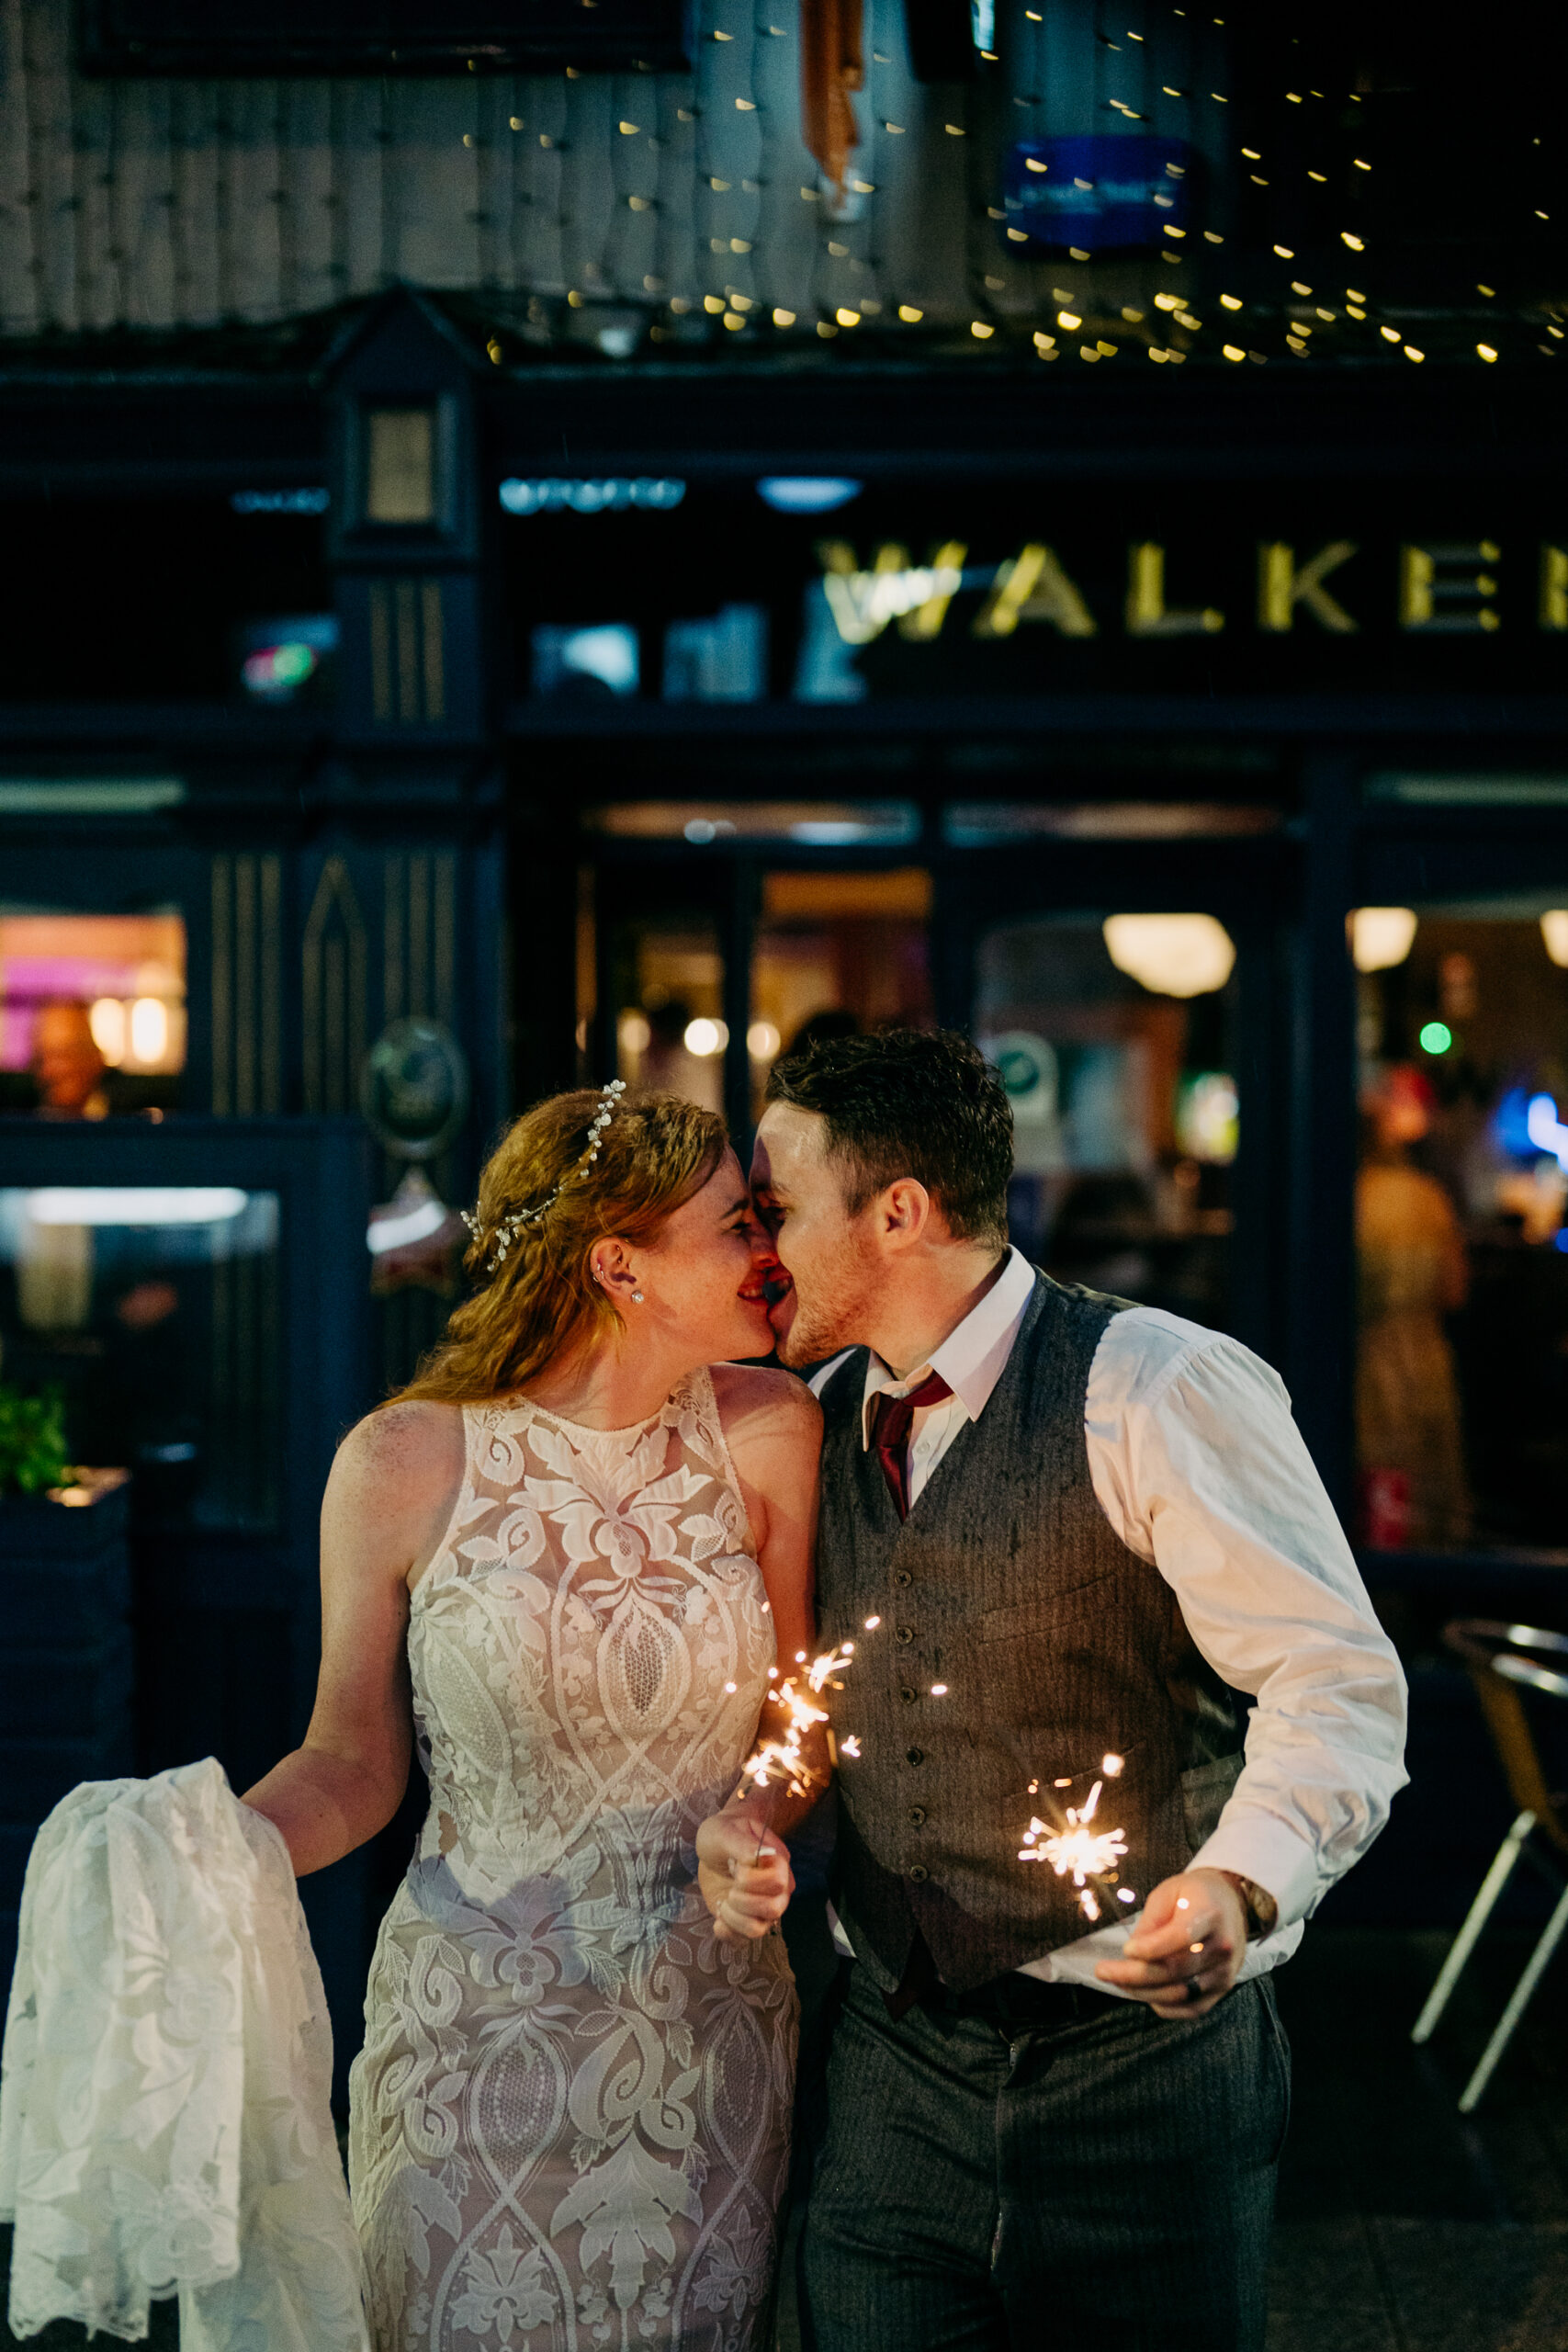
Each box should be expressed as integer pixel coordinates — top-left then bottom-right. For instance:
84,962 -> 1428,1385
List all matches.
1418,1021 -> 1453,1055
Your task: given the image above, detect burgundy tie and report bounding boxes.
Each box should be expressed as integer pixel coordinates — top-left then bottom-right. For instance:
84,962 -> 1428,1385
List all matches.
869,1371 -> 953,1521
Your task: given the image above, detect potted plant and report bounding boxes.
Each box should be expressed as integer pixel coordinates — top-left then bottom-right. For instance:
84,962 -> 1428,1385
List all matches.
0,1384 -> 132,1998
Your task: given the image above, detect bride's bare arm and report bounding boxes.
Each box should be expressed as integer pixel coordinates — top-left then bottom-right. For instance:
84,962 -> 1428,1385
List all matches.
699,1366 -> 823,1939
242,1401 -> 463,1875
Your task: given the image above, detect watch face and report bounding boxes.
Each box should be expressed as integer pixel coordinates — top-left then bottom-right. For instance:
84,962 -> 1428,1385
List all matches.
360,1018 -> 469,1161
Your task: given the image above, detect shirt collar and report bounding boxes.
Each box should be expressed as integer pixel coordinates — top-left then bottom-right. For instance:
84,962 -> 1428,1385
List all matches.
859,1246 -> 1037,1448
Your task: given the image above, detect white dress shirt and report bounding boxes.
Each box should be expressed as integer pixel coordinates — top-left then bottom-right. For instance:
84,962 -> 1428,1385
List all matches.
811,1247 -> 1409,1994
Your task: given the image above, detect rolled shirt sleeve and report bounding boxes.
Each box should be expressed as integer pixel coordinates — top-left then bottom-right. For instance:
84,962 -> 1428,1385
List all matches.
1086,1311 -> 1410,1932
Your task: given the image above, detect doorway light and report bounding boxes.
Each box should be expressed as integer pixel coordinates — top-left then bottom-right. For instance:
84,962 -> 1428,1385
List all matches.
684,1018 -> 729,1056
1542,910 -> 1568,967
1350,907 -> 1417,972
755,478 -> 863,514
1102,914 -> 1235,998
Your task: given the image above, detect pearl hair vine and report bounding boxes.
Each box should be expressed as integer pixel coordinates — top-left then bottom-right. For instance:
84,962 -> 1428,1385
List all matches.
461,1079 -> 627,1271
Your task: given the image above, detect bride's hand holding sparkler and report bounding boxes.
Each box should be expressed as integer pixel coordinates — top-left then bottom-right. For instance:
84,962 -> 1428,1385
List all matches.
696,1801 -> 795,1942
696,1644 -> 848,1940
1093,1867 -> 1252,2019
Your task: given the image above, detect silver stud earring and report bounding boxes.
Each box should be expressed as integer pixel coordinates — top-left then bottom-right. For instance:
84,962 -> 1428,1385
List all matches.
631,1290 -> 645,1305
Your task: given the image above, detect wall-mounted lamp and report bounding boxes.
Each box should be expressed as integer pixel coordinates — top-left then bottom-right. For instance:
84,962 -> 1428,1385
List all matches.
1103,913 -> 1235,998
1349,907 -> 1417,973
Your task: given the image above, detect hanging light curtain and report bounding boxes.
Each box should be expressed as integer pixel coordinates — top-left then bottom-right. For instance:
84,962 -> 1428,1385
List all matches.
800,0 -> 864,197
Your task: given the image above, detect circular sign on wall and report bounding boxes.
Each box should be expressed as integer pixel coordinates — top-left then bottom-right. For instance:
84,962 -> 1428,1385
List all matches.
360,1017 -> 469,1161
980,1030 -> 1059,1125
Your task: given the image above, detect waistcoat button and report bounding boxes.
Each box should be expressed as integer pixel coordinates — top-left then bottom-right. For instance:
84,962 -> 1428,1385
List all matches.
906,1747 -> 924,1765
908,1863 -> 931,1883
900,1685 -> 917,1703
894,1625 -> 914,1645
894,1567 -> 914,1587
908,1806 -> 927,1826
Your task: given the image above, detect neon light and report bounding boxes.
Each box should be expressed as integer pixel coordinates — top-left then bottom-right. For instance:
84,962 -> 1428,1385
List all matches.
1418,1021 -> 1452,1055
499,477 -> 684,514
242,641 -> 321,696
756,478 -> 863,514
27,1188 -> 247,1226
231,489 -> 329,514
1526,1093 -> 1568,1171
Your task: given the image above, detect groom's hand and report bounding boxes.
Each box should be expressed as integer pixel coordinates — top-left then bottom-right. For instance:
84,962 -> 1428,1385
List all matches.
1093,1866 -> 1251,2019
696,1802 -> 795,1943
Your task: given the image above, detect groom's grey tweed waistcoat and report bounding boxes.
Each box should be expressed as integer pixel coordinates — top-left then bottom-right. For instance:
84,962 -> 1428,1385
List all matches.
817,1271 -> 1247,1994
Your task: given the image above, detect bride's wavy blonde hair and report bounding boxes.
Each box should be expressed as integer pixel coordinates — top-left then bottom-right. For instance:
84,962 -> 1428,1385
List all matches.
392,1087 -> 727,1406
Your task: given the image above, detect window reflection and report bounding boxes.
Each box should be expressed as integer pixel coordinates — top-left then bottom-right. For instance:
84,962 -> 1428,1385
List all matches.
1354,910 -> 1568,1554
0,1187 -> 281,1531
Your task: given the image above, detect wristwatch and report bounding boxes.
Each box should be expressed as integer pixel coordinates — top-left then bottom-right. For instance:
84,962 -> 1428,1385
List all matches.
1218,1871 -> 1279,1942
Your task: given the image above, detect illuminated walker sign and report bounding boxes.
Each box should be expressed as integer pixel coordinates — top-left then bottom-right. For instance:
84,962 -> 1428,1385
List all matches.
815,537 -> 1568,642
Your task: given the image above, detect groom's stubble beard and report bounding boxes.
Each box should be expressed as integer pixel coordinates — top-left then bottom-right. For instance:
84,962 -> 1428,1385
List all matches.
772,1217 -> 884,1369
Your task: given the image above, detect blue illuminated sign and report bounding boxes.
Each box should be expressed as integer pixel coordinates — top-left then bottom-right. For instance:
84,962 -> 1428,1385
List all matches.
500,478 -> 684,515
1002,135 -> 1194,253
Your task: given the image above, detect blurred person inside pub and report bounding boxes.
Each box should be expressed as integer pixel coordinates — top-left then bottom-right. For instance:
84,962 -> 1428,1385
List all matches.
1355,1060 -> 1471,1549
29,999 -> 111,1119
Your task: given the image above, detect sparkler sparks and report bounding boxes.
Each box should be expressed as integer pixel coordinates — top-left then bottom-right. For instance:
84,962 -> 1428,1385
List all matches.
1018,1773 -> 1133,1922
740,1643 -> 858,1803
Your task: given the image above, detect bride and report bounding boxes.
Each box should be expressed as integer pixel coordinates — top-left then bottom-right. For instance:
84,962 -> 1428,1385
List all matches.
242,1082 -> 816,2351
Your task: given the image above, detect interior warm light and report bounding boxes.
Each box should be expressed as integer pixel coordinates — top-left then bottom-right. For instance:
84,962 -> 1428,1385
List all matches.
1350,908 -> 1418,973
88,998 -> 127,1064
129,998 -> 168,1063
1102,915 -> 1236,999
684,1018 -> 729,1057
1541,911 -> 1568,967
747,1020 -> 782,1059
618,1010 -> 652,1054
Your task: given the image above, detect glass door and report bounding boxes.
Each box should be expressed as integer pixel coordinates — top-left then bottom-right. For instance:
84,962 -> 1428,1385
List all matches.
1349,898 -> 1568,1557
749,867 -> 933,1117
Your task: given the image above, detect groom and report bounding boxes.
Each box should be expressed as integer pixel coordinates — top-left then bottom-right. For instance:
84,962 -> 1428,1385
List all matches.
698,1027 -> 1407,2352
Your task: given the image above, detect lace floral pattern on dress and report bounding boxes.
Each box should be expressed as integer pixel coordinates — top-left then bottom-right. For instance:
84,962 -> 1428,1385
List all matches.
349,1369 -> 796,2352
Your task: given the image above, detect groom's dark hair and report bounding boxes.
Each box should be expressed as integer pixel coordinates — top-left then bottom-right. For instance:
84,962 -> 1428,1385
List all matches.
765,1027 -> 1014,1247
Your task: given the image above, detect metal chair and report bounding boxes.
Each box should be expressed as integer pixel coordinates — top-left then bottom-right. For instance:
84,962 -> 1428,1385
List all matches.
1411,1619 -> 1568,2111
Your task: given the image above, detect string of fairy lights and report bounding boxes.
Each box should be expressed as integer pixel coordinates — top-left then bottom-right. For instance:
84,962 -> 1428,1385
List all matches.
472,0 -> 1562,370
4,0 -> 1558,364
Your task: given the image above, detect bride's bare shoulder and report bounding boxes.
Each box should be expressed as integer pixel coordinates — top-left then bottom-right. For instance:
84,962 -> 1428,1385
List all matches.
332,1399 -> 466,1510
709,1363 -> 822,1453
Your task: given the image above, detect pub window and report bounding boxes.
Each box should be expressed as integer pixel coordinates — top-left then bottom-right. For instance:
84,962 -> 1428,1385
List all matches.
1351,901 -> 1568,1557
0,1184 -> 282,1533
0,910 -> 186,1116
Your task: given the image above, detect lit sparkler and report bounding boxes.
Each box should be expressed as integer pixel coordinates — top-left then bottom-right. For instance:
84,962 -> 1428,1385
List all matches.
1019,1757 -> 1134,1924
740,1642 -> 859,1861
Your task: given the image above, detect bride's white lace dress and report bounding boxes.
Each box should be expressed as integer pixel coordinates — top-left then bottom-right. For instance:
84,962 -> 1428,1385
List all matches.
347,1371 -> 796,2352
